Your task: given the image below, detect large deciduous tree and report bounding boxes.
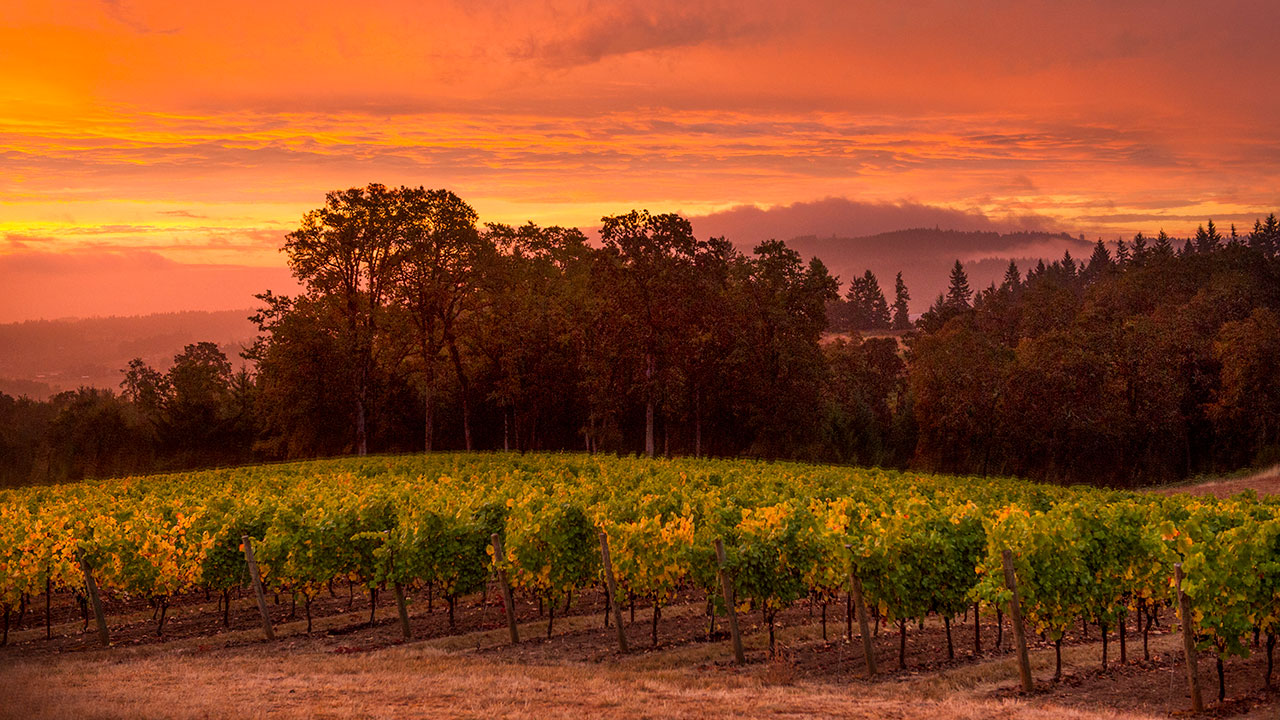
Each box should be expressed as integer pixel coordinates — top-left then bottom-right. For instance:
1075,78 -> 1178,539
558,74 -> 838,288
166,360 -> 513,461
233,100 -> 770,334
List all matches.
283,184 -> 402,455
597,210 -> 705,457
390,188 -> 489,452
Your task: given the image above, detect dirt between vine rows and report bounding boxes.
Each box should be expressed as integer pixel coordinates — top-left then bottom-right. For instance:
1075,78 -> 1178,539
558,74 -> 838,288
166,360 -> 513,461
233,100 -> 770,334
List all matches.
3,582 -> 1279,718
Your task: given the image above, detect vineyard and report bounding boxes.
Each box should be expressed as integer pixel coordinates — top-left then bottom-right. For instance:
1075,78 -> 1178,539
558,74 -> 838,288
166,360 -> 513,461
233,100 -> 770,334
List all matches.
3,453 -> 1280,714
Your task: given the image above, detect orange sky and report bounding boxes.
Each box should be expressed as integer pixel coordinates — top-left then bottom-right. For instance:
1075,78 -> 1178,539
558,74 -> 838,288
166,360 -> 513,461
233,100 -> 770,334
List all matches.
2,1 -> 1279,318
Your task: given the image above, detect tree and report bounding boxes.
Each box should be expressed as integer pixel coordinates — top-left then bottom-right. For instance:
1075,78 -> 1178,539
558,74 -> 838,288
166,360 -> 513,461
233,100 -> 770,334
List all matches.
891,272 -> 912,330
1085,239 -> 1112,283
1154,229 -> 1174,258
1130,232 -> 1149,264
389,188 -> 488,452
845,270 -> 891,330
166,342 -> 235,463
1001,260 -> 1022,291
1250,214 -> 1279,257
247,293 -> 358,458
598,210 -> 704,457
1195,220 -> 1223,253
945,260 -> 972,310
1210,308 -> 1280,466
478,223 -> 596,452
283,184 -> 402,455
740,240 -> 839,457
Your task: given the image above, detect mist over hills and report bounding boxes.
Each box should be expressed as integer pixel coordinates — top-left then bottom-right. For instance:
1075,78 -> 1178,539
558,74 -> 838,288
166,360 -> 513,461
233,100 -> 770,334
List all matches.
780,228 -> 1093,312
687,198 -> 1088,311
0,310 -> 257,400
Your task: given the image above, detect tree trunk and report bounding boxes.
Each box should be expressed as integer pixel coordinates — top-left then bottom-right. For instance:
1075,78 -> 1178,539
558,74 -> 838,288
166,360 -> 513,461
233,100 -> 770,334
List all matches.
355,394 -> 368,456
447,337 -> 472,451
1119,610 -> 1127,664
423,382 -> 434,452
768,611 -> 777,658
944,614 -> 954,660
1217,655 -> 1226,702
1266,633 -> 1275,688
156,598 -> 168,637
1144,603 -> 1153,661
644,353 -> 655,458
223,589 -> 230,628
974,602 -> 981,655
1054,638 -> 1063,681
694,391 -> 702,458
1101,621 -> 1108,671
899,618 -> 908,670
651,601 -> 661,647
996,606 -> 1004,649
846,592 -> 853,641
547,596 -> 555,639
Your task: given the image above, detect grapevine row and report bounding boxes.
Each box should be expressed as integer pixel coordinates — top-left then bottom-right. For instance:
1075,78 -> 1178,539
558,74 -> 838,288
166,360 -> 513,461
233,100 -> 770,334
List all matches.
1,453 -> 1277,701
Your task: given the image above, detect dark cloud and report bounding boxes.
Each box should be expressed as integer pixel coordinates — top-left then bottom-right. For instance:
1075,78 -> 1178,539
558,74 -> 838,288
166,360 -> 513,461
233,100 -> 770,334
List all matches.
514,0 -> 788,67
688,197 -> 1057,248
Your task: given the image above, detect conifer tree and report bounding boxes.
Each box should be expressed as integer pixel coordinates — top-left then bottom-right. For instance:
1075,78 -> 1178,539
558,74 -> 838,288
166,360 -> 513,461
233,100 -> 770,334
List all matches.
1088,239 -> 1111,269
945,260 -> 972,310
1130,232 -> 1148,263
891,271 -> 911,330
1194,219 -> 1222,253
1001,259 -> 1021,290
845,270 -> 891,330
1061,249 -> 1078,277
1249,214 -> 1278,257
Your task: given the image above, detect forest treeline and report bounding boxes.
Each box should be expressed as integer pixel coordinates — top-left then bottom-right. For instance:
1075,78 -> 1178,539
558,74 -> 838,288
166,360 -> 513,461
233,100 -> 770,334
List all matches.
2,185 -> 1278,487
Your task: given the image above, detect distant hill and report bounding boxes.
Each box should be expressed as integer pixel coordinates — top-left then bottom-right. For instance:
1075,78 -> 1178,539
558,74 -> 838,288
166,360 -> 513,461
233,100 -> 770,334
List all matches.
766,228 -> 1094,312
0,310 -> 259,400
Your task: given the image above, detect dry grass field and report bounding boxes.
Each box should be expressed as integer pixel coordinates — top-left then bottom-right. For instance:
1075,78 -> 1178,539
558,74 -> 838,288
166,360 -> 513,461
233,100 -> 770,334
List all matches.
3,585 -> 1279,720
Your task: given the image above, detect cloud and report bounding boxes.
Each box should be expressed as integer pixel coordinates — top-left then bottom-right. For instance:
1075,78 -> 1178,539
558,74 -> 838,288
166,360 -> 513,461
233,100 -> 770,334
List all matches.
688,197 -> 1057,248
513,1 -> 786,67
98,0 -> 180,34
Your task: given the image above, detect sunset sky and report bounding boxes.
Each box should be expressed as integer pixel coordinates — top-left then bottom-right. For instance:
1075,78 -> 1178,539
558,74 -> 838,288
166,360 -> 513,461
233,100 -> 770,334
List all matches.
3,0 -> 1279,320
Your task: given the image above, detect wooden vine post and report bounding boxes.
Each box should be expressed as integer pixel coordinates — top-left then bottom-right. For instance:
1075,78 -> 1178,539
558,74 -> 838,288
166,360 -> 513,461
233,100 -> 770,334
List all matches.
1174,563 -> 1204,712
1001,549 -> 1033,692
714,539 -> 745,665
75,549 -> 109,646
491,533 -> 519,644
598,532 -> 628,653
241,535 -> 275,641
849,572 -> 877,676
